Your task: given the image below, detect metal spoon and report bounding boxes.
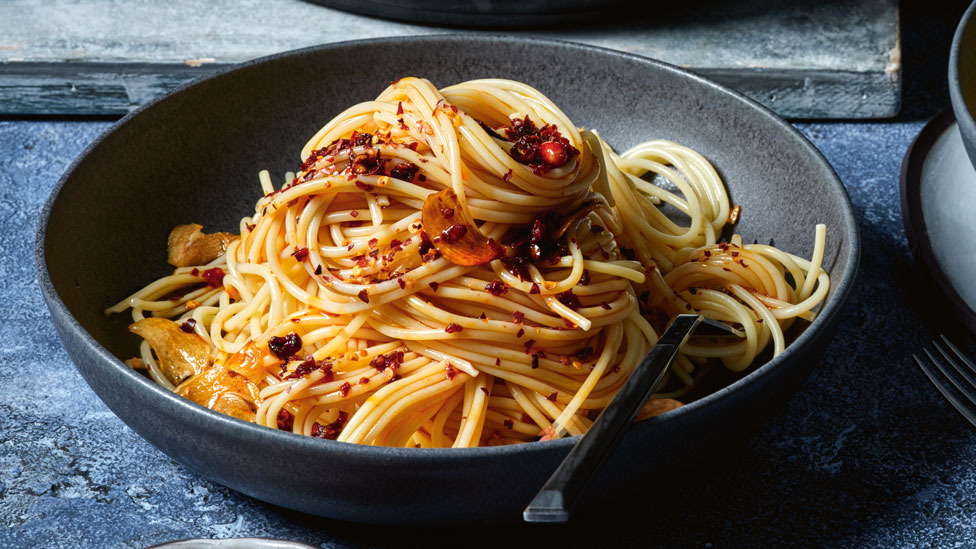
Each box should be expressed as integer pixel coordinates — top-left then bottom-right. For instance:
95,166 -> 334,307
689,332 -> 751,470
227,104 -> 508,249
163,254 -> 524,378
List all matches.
523,313 -> 741,523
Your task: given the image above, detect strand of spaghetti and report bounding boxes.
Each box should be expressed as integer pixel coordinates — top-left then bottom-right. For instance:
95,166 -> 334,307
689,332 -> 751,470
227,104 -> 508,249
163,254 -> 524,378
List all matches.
550,323 -> 624,437
368,377 -> 464,446
404,341 -> 477,377
454,374 -> 492,447
430,388 -> 466,447
339,361 -> 444,443
799,224 -> 827,301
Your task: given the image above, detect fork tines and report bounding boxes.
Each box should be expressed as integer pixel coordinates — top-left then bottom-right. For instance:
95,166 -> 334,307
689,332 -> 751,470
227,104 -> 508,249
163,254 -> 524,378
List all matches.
913,335 -> 976,428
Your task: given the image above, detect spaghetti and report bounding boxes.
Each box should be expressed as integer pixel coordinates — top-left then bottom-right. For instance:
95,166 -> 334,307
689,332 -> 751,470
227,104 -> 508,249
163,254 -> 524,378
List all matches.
107,77 -> 830,448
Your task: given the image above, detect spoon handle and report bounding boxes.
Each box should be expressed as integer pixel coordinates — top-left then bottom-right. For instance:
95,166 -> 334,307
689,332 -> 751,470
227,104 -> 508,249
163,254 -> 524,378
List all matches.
522,314 -> 703,523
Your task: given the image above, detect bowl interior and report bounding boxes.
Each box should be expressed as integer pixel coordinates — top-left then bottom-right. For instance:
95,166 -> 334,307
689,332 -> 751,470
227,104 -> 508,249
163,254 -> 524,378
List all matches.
38,35 -> 858,522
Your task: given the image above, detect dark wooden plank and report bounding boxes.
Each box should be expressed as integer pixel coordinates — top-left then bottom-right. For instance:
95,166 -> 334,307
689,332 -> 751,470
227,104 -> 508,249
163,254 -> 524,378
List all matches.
0,0 -> 901,118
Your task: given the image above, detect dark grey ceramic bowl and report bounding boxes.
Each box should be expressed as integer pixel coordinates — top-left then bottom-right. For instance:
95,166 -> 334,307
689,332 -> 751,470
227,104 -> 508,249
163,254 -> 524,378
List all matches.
951,1 -> 976,166
36,35 -> 859,524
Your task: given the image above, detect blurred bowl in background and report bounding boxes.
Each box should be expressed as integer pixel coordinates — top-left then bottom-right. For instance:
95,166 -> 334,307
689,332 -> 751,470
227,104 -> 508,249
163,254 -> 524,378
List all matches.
304,0 -> 632,26
950,0 -> 976,167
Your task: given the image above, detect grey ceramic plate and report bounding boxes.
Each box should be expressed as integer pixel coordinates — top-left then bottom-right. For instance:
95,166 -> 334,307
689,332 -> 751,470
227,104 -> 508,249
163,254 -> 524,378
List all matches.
901,107 -> 976,335
36,35 -> 859,524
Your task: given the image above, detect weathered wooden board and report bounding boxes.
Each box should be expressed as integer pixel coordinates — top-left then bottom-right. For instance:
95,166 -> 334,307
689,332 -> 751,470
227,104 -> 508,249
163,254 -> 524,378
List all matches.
0,0 -> 901,118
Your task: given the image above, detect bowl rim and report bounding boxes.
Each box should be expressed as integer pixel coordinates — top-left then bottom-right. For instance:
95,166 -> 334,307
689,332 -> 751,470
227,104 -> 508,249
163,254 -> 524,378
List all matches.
950,0 -> 976,157
35,33 -> 861,462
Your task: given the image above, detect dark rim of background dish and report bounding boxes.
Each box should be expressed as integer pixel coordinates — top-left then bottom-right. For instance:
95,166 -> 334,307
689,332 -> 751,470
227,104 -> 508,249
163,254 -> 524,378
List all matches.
302,0 -> 629,27
900,106 -> 976,335
950,1 -> 976,156
36,34 -> 860,461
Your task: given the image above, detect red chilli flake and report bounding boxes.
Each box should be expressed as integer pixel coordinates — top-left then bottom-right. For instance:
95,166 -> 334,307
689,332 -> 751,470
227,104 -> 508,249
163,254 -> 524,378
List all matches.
485,280 -> 508,296
445,364 -> 458,380
503,169 -> 513,182
190,268 -> 199,276
389,163 -> 418,182
538,141 -> 567,167
179,318 -> 196,333
516,328 -> 525,338
529,283 -> 541,295
504,419 -> 515,429
495,358 -> 501,366
396,101 -> 404,115
429,281 -> 439,292
440,208 -> 454,218
349,210 -> 360,218
358,289 -> 370,303
292,247 -> 309,261
445,323 -> 463,334
557,290 -> 582,311
201,267 -> 225,288
531,354 -> 540,369
440,224 -> 468,244
512,311 -> 525,324
315,265 -> 323,275
505,116 -> 579,174
397,278 -> 406,290
546,392 -> 558,402
286,357 -> 313,379
523,339 -> 536,354
359,377 -> 370,385
339,382 -> 351,397
311,410 -> 349,440
277,409 -> 295,431
268,333 -> 302,360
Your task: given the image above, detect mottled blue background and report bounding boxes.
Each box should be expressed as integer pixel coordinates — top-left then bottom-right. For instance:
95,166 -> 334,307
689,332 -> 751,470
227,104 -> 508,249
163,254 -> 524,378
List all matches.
4,2 -> 976,547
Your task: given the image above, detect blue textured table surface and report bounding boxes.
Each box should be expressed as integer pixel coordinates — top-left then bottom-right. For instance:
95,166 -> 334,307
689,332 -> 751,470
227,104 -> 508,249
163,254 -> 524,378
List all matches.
3,3 -> 975,548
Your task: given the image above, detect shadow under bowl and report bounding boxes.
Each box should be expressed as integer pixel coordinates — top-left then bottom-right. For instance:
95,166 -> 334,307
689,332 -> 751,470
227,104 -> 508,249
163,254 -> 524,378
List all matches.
35,35 -> 859,524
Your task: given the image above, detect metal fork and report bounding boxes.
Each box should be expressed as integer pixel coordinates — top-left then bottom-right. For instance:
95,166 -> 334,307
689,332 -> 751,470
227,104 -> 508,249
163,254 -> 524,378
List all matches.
913,335 -> 976,428
523,313 -> 742,523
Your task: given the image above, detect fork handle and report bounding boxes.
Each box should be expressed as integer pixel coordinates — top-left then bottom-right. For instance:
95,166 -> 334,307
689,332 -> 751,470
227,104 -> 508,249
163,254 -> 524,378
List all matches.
522,314 -> 702,523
